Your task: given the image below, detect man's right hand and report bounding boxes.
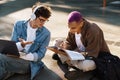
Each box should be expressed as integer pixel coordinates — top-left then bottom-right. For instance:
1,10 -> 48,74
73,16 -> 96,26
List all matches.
19,38 -> 33,48
59,41 -> 67,49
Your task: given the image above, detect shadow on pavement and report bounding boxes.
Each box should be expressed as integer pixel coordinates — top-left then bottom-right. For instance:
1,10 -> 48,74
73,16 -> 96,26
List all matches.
40,0 -> 120,26
0,0 -> 119,26
0,0 -> 38,17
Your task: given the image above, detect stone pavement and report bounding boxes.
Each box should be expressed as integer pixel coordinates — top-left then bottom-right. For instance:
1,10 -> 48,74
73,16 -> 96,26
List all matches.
0,0 -> 120,80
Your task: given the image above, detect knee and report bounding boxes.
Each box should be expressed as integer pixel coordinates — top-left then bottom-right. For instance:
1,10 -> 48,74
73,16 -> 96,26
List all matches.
78,60 -> 96,72
0,54 -> 7,62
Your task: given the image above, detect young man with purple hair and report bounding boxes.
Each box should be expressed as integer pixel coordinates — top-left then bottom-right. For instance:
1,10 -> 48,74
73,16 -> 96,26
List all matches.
52,11 -> 110,79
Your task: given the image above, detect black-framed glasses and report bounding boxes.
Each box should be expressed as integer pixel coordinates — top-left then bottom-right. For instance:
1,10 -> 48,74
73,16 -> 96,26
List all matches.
68,20 -> 83,29
38,18 -> 49,23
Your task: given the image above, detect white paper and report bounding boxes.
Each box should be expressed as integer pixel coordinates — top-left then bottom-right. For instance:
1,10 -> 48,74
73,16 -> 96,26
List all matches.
64,50 -> 85,60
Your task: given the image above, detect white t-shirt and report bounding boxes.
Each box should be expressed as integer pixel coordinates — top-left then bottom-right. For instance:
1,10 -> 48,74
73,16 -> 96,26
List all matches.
25,22 -> 37,52
75,33 -> 85,52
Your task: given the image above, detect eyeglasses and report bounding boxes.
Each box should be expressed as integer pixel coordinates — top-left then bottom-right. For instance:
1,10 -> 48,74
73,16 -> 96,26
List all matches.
38,18 -> 49,23
69,26 -> 77,30
68,24 -> 79,30
68,21 -> 83,29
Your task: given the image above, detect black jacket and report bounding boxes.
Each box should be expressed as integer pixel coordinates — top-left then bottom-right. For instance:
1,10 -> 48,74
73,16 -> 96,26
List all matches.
93,52 -> 120,80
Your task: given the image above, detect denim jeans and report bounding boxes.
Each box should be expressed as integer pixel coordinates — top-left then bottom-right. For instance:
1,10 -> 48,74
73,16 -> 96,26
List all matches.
0,53 -> 30,80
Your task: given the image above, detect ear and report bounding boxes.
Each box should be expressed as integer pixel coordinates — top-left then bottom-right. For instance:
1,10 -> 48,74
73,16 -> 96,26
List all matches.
31,13 -> 36,20
31,5 -> 44,20
31,6 -> 41,20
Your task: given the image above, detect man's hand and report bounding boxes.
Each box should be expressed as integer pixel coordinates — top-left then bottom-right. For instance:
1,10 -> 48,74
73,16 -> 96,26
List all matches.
59,41 -> 67,49
19,38 -> 33,48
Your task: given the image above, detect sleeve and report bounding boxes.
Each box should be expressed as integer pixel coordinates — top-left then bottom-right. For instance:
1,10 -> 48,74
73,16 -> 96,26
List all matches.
20,53 -> 34,61
85,25 -> 103,58
16,42 -> 24,51
33,33 -> 51,62
66,32 -> 77,50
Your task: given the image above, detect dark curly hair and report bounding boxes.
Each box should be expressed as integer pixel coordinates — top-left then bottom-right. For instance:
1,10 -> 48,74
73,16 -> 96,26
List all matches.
32,2 -> 51,18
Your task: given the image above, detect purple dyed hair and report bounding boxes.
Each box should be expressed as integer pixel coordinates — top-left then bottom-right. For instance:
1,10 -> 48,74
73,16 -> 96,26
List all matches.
68,11 -> 83,23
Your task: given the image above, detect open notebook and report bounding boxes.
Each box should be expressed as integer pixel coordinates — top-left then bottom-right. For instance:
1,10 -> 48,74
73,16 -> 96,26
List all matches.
0,39 -> 20,57
47,46 -> 85,60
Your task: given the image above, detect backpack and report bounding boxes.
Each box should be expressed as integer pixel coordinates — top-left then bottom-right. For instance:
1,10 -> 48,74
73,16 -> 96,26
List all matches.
93,52 -> 120,80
